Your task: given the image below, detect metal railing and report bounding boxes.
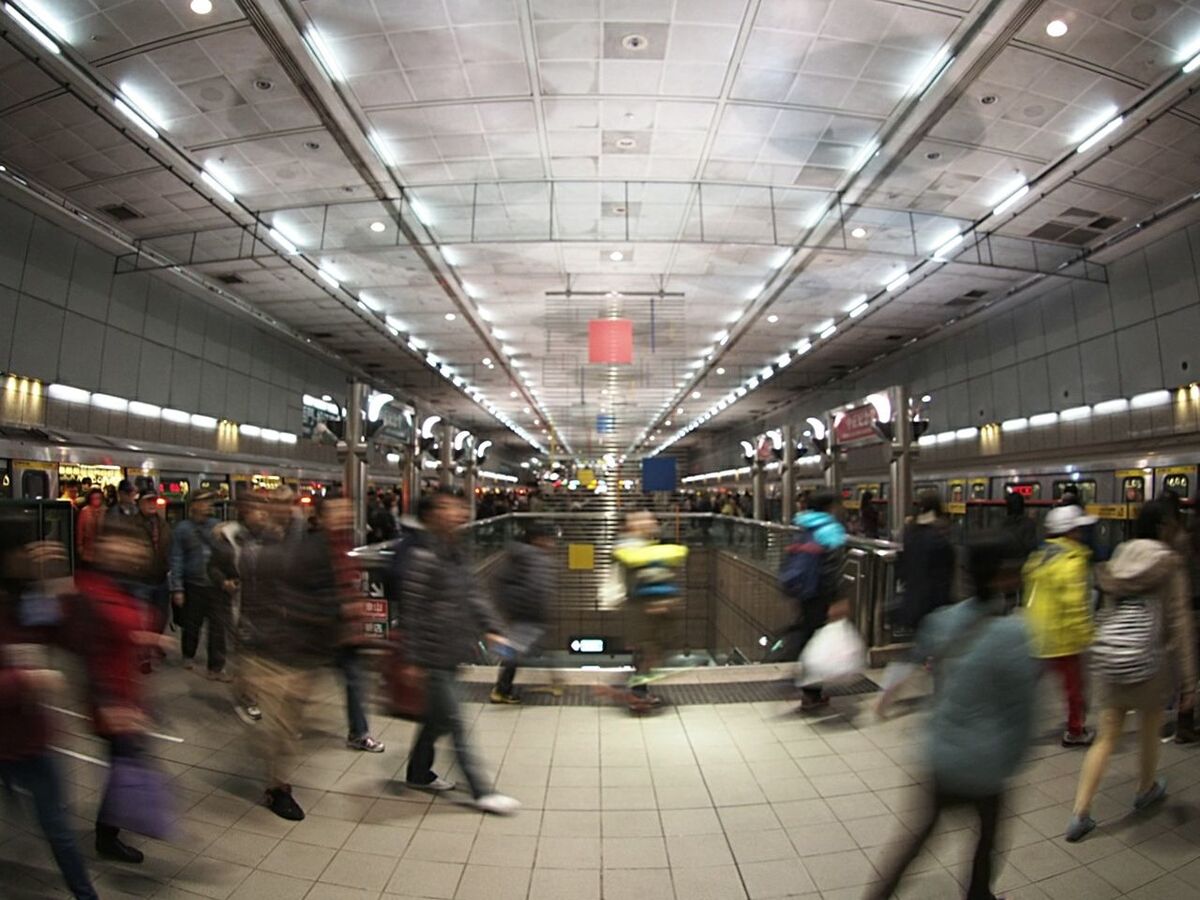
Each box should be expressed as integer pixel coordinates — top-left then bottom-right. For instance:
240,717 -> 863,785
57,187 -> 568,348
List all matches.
349,512 -> 905,668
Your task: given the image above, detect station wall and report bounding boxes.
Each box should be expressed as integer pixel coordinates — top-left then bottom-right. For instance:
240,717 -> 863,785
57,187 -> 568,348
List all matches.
0,196 -> 349,433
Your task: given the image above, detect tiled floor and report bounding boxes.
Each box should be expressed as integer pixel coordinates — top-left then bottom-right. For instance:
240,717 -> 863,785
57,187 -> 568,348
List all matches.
4,663 -> 1200,900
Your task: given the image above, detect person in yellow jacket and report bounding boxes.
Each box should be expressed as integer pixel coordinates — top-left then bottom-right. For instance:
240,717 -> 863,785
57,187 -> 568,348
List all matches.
1023,505 -> 1097,746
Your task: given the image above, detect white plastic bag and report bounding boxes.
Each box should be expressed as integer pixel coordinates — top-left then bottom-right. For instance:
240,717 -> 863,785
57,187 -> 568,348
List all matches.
798,619 -> 867,686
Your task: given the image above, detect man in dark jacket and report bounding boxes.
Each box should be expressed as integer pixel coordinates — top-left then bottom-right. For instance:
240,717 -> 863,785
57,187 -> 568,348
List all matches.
169,492 -> 226,678
132,488 -> 172,635
490,521 -> 557,703
401,490 -> 519,814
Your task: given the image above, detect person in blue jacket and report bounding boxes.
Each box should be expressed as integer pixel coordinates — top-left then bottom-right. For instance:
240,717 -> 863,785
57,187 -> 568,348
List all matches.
868,533 -> 1039,900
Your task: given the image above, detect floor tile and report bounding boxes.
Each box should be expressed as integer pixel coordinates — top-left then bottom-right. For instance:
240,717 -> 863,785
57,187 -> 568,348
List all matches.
727,828 -> 798,865
228,870 -> 312,900
603,835 -> 669,868
718,804 -> 781,833
319,848 -> 400,891
344,823 -> 415,856
467,833 -> 537,868
665,832 -> 735,868
258,839 -> 337,881
786,821 -> 858,856
203,828 -> 280,867
801,848 -> 879,891
1088,847 -> 1167,894
385,859 -> 463,899
286,814 -> 356,850
453,864 -> 531,900
601,867 -> 675,900
659,807 -> 722,835
738,858 -> 817,898
670,862 -> 747,900
529,866 -> 601,900
537,835 -> 602,868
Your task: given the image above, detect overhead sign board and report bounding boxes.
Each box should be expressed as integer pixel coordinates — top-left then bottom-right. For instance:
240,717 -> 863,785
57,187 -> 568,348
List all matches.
833,404 -> 880,446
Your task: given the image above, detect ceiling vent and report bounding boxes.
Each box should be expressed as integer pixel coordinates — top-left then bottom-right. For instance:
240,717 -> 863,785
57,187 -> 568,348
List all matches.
885,334 -> 904,341
309,331 -> 333,339
1060,206 -> 1100,220
1090,215 -> 1121,230
215,273 -> 245,285
99,203 -> 142,221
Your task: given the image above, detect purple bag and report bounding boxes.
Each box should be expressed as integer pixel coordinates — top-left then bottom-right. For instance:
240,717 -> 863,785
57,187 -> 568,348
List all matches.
98,754 -> 176,839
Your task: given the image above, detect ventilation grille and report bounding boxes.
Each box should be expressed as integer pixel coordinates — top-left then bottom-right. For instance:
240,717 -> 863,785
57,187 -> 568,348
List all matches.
215,273 -> 244,285
99,203 -> 142,221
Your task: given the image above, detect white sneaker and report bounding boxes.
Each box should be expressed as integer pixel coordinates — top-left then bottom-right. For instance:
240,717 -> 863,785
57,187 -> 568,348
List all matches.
407,776 -> 456,793
475,793 -> 521,815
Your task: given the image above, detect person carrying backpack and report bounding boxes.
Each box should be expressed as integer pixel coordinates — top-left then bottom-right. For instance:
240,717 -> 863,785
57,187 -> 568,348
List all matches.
1022,506 -> 1096,746
1064,499 -> 1197,842
775,490 -> 847,711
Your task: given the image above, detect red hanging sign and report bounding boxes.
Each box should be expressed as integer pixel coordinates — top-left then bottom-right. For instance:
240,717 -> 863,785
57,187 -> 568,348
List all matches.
588,319 -> 633,364
833,404 -> 880,445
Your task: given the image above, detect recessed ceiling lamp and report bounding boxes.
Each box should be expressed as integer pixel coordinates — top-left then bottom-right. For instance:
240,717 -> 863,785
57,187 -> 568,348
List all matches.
444,312 -> 456,321
1045,19 -> 1068,38
767,314 -> 779,323
850,226 -> 867,239
510,391 -> 518,398
369,221 -> 385,233
609,250 -> 624,261
691,391 -> 701,399
190,0 -> 213,13
481,357 -> 492,366
716,367 -> 725,375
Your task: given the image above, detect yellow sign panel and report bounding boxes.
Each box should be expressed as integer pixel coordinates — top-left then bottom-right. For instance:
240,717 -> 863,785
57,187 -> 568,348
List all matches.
59,463 -> 123,488
577,468 -> 595,486
568,543 -> 595,570
1159,466 -> 1196,476
1115,469 -> 1149,479
946,502 -> 967,515
1086,504 -> 1129,520
251,474 -> 283,491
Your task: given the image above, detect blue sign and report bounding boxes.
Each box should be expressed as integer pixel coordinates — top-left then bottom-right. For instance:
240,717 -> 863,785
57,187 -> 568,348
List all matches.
596,414 -> 615,434
642,457 -> 677,492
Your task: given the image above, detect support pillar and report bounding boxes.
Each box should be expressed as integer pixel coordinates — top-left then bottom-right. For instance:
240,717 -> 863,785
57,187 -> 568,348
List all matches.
440,422 -> 455,490
343,380 -> 368,546
463,454 -> 477,519
888,385 -> 913,539
825,412 -> 842,498
404,405 -> 420,517
781,424 -> 796,523
751,460 -> 765,520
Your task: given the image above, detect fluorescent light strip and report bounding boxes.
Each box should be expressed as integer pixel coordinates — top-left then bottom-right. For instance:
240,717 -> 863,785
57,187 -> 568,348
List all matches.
5,3 -> 60,54
1076,116 -> 1123,154
367,130 -> 395,167
239,424 -> 261,437
1029,412 -> 1058,427
280,432 -> 297,444
1060,405 -> 1092,421
162,408 -> 190,424
1130,389 -> 1170,409
886,272 -> 910,292
267,227 -> 298,255
934,431 -> 955,444
317,269 -> 339,290
820,324 -> 837,340
932,232 -> 964,259
1186,51 -> 1200,74
199,168 -> 235,203
795,338 -> 812,355
128,400 -> 161,418
113,97 -> 158,140
849,140 -> 879,175
955,426 -> 978,439
47,384 -> 89,403
913,49 -> 953,96
848,302 -> 869,319
992,184 -> 1029,216
190,414 -> 217,430
304,25 -> 344,81
90,393 -> 127,412
1093,398 -> 1129,415
1000,417 -> 1028,432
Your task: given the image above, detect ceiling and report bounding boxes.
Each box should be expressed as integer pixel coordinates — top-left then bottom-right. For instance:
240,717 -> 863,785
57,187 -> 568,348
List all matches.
2,0 -> 1199,460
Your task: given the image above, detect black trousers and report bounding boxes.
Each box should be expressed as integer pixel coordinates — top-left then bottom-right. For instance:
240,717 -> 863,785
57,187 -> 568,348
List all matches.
495,662 -> 518,694
768,596 -> 828,701
181,582 -> 228,672
869,785 -> 1001,900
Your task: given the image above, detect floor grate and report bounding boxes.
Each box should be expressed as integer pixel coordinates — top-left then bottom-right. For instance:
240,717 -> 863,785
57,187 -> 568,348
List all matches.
462,674 -> 879,706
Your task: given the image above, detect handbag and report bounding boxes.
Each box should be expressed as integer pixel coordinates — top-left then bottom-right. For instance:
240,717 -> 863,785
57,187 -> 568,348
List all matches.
384,641 -> 427,721
98,753 -> 175,839
798,619 -> 867,686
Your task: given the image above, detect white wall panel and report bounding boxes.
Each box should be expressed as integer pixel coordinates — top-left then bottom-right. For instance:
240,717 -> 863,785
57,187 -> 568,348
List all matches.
21,218 -> 74,307
0,199 -> 33,291
9,295 -> 64,382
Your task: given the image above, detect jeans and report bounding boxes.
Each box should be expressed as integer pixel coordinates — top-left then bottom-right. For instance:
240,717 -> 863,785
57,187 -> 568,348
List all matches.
181,582 -> 228,672
0,754 -> 98,899
406,669 -> 490,799
869,785 -> 1001,900
1046,655 -> 1087,735
496,661 -> 518,695
336,646 -> 370,738
770,596 -> 828,702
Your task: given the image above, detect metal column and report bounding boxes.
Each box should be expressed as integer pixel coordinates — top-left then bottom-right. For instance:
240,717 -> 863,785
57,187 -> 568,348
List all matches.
781,424 -> 796,523
463,455 -> 477,519
751,461 -> 765,520
888,385 -> 913,538
440,422 -> 455,489
404,405 -> 420,517
343,380 -> 368,546
825,412 -> 842,498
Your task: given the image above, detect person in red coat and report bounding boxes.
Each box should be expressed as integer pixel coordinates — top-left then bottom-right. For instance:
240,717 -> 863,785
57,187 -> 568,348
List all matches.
77,525 -> 175,864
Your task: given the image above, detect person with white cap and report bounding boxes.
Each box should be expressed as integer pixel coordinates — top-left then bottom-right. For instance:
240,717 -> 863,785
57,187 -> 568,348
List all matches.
1022,504 -> 1097,746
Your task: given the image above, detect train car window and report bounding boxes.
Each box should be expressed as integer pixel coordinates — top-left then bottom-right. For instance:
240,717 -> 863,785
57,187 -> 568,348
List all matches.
1163,473 -> 1190,498
1123,477 -> 1145,502
970,481 -> 988,500
914,483 -> 940,499
949,483 -> 965,503
0,462 -> 12,499
1054,480 -> 1097,504
21,470 -> 49,500
1005,482 -> 1041,500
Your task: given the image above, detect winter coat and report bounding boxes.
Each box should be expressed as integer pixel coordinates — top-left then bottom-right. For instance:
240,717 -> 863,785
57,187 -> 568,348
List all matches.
400,530 -> 503,670
918,598 -> 1038,797
1096,539 -> 1197,692
897,520 -> 955,631
495,541 -> 555,625
1022,537 -> 1093,658
168,516 -> 219,591
794,509 -> 847,609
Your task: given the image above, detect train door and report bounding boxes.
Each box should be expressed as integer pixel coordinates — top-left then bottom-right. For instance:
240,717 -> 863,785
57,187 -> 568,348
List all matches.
1158,466 -> 1195,502
0,460 -> 12,498
13,461 -> 55,500
159,475 -> 191,525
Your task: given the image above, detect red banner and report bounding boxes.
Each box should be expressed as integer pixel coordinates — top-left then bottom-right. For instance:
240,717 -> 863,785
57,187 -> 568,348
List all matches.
588,319 -> 633,364
833,404 -> 879,445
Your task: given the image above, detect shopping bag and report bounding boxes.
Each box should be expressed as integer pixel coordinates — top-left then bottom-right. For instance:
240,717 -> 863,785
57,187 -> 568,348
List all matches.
798,619 -> 867,686
383,644 -> 427,722
98,755 -> 176,839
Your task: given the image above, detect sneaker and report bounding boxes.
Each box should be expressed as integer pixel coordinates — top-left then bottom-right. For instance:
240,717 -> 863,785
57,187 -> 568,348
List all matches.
475,793 -> 521,815
347,734 -> 385,753
1061,727 -> 1095,747
1065,813 -> 1096,843
264,785 -> 304,821
490,689 -> 521,705
1133,778 -> 1167,811
207,669 -> 232,683
235,703 -> 262,725
407,775 -> 455,793
799,695 -> 830,713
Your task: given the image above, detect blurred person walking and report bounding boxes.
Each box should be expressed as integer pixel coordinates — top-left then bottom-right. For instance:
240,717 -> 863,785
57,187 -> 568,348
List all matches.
236,489 -> 340,820
77,526 -> 176,865
1065,499 -> 1197,841
774,490 -> 847,711
1023,505 -> 1096,746
875,491 -> 955,717
490,521 -> 557,704
75,488 -> 106,567
170,492 -> 228,679
0,529 -> 99,898
400,490 -> 520,814
869,534 -> 1038,900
